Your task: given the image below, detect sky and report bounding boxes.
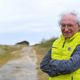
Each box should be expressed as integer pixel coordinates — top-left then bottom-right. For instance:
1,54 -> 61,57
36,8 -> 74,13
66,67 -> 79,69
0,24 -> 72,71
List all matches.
0,0 -> 80,45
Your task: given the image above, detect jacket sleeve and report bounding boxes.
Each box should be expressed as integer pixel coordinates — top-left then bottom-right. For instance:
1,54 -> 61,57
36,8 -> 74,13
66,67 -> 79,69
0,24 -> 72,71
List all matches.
40,49 -> 60,77
49,45 -> 80,74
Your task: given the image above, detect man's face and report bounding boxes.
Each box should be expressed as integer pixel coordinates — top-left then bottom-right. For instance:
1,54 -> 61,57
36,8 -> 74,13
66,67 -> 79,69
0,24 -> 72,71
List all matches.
60,14 -> 79,39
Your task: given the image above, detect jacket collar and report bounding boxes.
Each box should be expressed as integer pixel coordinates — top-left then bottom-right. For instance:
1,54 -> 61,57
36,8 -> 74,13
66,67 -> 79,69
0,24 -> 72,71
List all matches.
60,32 -> 80,42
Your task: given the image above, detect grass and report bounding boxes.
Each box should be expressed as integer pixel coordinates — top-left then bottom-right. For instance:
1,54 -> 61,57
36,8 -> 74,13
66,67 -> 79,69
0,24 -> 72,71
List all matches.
0,45 -> 22,67
33,37 -> 57,80
34,46 -> 49,80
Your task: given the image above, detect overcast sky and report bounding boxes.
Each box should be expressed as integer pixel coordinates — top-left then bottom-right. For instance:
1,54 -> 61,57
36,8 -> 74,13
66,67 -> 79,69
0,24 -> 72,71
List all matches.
0,0 -> 80,45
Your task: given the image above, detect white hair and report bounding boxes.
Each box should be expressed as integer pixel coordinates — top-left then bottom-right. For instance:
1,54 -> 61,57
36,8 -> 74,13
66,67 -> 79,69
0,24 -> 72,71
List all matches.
59,11 -> 80,26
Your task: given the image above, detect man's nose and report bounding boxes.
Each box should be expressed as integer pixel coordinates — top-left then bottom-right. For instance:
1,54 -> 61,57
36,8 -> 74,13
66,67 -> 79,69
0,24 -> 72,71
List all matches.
64,26 -> 69,31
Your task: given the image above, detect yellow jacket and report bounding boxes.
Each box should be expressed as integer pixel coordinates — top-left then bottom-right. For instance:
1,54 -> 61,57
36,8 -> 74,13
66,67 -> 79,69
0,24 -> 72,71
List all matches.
49,32 -> 80,80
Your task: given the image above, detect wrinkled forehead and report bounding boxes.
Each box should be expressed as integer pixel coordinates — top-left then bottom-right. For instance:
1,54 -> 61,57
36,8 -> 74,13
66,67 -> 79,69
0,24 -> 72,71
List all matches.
60,14 -> 77,23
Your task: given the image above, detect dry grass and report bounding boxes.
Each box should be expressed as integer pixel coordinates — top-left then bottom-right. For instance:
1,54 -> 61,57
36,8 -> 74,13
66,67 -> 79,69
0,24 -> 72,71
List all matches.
0,45 -> 22,67
34,46 -> 49,80
33,38 -> 57,80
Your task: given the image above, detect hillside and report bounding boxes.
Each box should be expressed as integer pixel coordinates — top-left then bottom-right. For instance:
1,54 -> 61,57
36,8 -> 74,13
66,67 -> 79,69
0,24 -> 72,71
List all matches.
0,38 -> 57,80
33,37 -> 57,80
0,45 -> 38,80
0,45 -> 22,66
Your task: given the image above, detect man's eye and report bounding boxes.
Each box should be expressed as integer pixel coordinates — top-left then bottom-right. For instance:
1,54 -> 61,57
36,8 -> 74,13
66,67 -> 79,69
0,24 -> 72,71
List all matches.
61,24 -> 66,27
68,24 -> 73,27
61,24 -> 73,28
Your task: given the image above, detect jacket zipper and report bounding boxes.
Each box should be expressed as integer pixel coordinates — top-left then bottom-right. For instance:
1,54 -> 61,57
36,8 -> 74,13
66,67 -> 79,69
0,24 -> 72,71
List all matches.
62,41 -> 66,48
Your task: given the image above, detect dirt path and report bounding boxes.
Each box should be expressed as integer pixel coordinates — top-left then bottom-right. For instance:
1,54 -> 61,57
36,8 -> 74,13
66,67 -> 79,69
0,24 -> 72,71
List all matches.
0,46 -> 38,80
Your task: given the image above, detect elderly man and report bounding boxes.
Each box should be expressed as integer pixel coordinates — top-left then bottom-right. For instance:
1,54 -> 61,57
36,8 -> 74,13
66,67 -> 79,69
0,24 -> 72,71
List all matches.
40,12 -> 80,80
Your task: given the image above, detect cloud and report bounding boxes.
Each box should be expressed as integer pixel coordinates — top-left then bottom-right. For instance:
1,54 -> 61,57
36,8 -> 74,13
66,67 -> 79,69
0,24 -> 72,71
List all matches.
0,0 -> 80,45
